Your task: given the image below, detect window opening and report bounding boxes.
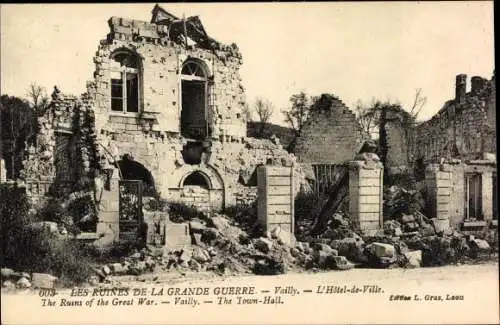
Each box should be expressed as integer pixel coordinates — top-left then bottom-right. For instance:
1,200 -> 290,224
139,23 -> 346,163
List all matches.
183,172 -> 209,190
181,60 -> 208,140
465,173 -> 483,220
110,50 -> 140,113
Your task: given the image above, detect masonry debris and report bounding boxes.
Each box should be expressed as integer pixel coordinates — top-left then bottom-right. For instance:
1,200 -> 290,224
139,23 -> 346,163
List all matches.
0,5 -> 497,289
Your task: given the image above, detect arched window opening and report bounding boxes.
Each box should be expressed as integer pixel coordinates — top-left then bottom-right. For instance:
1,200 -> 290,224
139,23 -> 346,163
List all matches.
183,171 -> 210,190
181,59 -> 209,140
110,50 -> 141,113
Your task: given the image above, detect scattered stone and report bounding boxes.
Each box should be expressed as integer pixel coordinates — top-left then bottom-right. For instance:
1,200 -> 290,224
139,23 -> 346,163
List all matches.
192,247 -> 210,263
366,243 -> 395,258
189,221 -> 206,234
1,268 -> 15,279
238,233 -> 250,245
312,242 -> 334,253
32,273 -> 57,289
401,214 -> 415,223
130,252 -> 142,259
102,265 -> 111,275
88,275 -> 100,286
179,248 -> 192,263
110,263 -> 124,274
16,277 -> 31,289
471,239 -> 491,251
254,237 -> 273,254
189,259 -> 202,272
2,280 -> 15,289
20,272 -> 31,280
331,256 -> 355,270
404,250 -> 422,268
211,216 -> 230,231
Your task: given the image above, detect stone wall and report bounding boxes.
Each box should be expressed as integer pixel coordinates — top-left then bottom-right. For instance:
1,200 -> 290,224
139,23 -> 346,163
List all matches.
425,160 -> 497,230
88,16 -> 247,140
21,92 -> 98,199
19,7 -> 310,243
413,73 -> 495,164
383,108 -> 415,167
294,94 -> 367,165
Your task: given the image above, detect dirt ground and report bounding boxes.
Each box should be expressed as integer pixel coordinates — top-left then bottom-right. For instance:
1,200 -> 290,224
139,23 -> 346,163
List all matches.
109,260 -> 499,287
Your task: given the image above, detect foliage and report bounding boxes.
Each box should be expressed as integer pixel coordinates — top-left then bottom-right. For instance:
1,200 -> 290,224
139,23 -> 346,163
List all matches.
0,95 -> 38,179
67,194 -> 98,233
282,92 -> 312,149
0,184 -> 34,266
1,184 -> 92,286
165,201 -> 207,223
223,201 -> 258,232
15,229 -> 93,286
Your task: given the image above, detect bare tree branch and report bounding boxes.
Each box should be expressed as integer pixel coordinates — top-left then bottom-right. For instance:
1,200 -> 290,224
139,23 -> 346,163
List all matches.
409,88 -> 427,119
253,97 -> 274,137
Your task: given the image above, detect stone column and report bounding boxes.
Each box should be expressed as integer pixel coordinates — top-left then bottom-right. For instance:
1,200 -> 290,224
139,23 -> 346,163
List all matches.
347,158 -> 384,236
425,164 -> 452,232
257,165 -> 295,245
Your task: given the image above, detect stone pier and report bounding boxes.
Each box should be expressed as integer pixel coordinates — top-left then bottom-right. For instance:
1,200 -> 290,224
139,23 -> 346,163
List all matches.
347,157 -> 384,236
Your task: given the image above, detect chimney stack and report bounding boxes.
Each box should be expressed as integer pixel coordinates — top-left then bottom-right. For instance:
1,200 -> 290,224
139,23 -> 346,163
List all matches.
455,74 -> 467,103
471,76 -> 486,95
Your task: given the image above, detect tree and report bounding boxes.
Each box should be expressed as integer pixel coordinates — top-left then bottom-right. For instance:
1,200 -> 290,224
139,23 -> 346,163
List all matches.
253,97 -> 274,137
282,92 -> 316,153
408,87 -> 427,119
0,95 -> 37,179
353,97 -> 382,139
26,83 -> 50,116
283,92 -> 311,137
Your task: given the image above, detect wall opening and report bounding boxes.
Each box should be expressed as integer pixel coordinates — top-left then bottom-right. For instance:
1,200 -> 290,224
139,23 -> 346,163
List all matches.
464,172 -> 483,220
183,171 -> 210,190
181,60 -> 208,140
110,49 -> 141,113
117,155 -> 156,197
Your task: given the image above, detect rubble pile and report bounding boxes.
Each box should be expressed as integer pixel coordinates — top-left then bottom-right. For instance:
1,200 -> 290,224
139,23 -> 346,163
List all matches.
1,268 -> 58,290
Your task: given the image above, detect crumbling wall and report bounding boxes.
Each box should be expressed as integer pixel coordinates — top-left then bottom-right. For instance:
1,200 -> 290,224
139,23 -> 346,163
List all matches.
21,92 -> 98,200
88,16 -> 246,140
413,74 -> 495,164
294,94 -> 366,165
384,109 -> 416,168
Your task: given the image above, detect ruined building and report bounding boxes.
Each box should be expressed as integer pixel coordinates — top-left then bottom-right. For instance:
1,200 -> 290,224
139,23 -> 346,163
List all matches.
20,5 -> 303,243
384,73 -> 497,230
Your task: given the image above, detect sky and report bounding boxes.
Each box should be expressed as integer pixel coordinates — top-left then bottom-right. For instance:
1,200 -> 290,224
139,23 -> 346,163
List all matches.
0,2 -> 495,124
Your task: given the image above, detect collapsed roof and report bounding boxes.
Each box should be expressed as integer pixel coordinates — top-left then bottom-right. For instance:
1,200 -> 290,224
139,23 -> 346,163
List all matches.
151,4 -> 220,51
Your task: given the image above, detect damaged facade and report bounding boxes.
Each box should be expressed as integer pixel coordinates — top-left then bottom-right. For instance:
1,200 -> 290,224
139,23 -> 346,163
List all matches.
384,73 -> 497,230
20,6 -> 303,243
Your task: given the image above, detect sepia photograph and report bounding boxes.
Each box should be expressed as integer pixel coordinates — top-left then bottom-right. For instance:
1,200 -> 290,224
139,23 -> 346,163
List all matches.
0,2 -> 497,324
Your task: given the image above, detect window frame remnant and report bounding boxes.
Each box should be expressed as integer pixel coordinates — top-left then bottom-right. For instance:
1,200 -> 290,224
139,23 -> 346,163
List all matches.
464,172 -> 483,220
110,50 -> 141,114
180,59 -> 209,140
